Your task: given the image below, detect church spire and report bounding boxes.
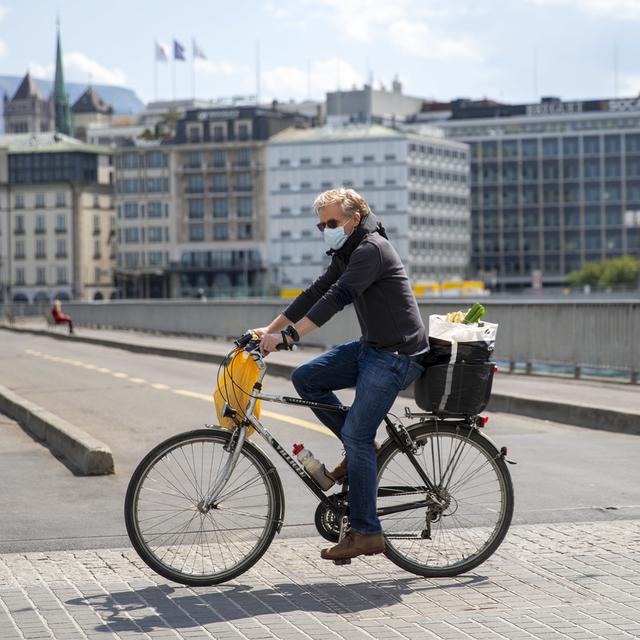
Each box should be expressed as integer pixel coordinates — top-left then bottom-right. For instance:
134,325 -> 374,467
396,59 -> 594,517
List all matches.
53,18 -> 72,135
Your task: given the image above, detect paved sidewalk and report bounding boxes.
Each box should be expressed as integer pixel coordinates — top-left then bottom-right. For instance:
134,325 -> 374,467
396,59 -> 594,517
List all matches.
0,520 -> 639,639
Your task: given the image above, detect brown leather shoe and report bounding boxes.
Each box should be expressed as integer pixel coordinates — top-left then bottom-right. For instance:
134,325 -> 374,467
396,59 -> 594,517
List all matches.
321,531 -> 385,561
328,441 -> 382,483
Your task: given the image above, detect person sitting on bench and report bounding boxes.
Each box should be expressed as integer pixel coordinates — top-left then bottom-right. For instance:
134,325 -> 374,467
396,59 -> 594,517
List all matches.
51,299 -> 74,335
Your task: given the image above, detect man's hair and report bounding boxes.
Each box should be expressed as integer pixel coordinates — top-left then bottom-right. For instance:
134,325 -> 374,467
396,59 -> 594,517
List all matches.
312,188 -> 371,219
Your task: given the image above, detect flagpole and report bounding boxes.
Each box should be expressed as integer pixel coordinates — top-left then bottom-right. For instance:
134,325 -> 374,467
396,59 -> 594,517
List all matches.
191,39 -> 195,99
172,54 -> 176,100
154,44 -> 158,101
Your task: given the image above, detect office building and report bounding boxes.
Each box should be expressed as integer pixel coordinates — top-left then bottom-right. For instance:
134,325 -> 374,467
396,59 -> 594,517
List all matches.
432,96 -> 640,289
267,123 -> 470,288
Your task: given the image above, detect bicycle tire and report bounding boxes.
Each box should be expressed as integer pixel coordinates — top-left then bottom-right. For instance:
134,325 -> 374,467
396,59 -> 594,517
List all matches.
377,421 -> 514,577
125,427 -> 284,586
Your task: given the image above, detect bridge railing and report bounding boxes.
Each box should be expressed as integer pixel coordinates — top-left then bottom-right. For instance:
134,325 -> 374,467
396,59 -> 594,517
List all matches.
2,298 -> 638,382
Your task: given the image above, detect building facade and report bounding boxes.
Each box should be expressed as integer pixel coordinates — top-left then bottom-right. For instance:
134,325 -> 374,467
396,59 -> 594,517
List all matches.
437,96 -> 640,289
0,133 -> 116,303
113,142 -> 175,298
111,105 -> 310,298
267,124 -> 470,288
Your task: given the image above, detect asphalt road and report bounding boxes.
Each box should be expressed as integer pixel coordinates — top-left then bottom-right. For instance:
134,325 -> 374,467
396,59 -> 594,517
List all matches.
1,329 -> 639,554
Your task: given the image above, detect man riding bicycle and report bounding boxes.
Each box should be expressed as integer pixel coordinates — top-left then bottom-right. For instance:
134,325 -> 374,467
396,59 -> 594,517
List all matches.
253,188 -> 428,561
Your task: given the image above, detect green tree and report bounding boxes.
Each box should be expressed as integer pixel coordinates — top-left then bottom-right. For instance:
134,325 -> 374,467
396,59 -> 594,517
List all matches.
567,256 -> 639,287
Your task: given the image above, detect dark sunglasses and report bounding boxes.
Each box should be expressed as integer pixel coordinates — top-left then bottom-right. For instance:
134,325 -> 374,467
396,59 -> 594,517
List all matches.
316,219 -> 343,232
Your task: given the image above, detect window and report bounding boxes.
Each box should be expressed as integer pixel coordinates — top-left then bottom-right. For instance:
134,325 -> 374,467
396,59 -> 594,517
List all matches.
56,238 -> 67,257
124,203 -> 138,218
186,151 -> 202,168
321,157 -> 332,165
124,228 -> 139,243
300,157 -> 311,165
33,193 -> 45,208
35,214 -> 45,233
237,148 -> 251,166
188,199 -> 204,219
94,267 -> 101,282
213,199 -> 229,218
188,126 -> 200,143
15,194 -> 24,209
213,125 -> 225,142
35,239 -> 45,258
16,268 -> 25,285
36,267 -> 46,285
342,156 -> 353,163
148,226 -> 164,243
212,174 -> 228,192
93,214 -> 100,234
237,198 -> 252,217
363,154 -> 374,162
55,192 -> 66,207
148,251 -> 164,266
238,223 -> 252,239
384,154 -> 396,161
122,152 -> 139,169
147,202 -> 163,218
147,151 -> 167,168
56,214 -> 66,232
187,175 -> 204,193
213,223 -> 228,240
212,150 -> 226,167
189,224 -> 204,241
56,266 -> 67,284
237,123 -> 250,140
235,173 -> 252,191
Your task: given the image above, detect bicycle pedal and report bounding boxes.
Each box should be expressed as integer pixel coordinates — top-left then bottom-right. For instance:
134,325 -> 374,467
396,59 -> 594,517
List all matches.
333,558 -> 351,565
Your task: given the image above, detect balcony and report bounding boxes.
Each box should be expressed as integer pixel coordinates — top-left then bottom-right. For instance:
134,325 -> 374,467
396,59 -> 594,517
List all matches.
14,253 -> 25,260
183,163 -> 202,171
35,227 -> 46,235
93,228 -> 101,236
55,252 -> 68,259
35,253 -> 46,260
55,226 -> 67,234
13,228 -> 25,235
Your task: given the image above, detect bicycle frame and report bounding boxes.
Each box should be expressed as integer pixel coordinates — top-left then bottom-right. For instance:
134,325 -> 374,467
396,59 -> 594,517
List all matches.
201,347 -> 448,518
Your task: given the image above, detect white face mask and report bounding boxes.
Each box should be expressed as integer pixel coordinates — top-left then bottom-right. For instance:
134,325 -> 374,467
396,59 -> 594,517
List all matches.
323,224 -> 349,250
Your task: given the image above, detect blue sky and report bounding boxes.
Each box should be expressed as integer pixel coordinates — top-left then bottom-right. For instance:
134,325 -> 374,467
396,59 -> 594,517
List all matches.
1,0 -> 640,106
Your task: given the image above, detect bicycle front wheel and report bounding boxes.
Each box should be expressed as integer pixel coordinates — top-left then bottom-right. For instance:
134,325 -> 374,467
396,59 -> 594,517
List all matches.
377,421 -> 514,577
125,428 -> 283,586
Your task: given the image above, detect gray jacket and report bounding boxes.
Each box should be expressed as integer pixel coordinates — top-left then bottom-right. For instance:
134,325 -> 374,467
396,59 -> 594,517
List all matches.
283,211 -> 429,355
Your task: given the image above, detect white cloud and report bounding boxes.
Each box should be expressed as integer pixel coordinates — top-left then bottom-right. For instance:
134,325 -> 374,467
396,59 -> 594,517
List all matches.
261,58 -> 362,101
389,20 -> 482,60
529,0 -> 640,20
28,52 -> 126,86
0,5 -> 7,56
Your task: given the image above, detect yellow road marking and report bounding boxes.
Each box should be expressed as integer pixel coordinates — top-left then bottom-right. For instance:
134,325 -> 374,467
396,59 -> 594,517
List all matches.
172,389 -> 333,437
23,350 -> 332,437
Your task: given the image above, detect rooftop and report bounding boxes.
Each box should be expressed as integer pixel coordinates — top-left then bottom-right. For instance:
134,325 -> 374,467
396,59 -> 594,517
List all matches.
270,123 -> 404,143
0,132 -> 111,154
71,86 -> 114,115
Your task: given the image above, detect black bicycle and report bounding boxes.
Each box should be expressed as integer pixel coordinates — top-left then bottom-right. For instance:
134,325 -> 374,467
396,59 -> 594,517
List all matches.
125,331 -> 515,586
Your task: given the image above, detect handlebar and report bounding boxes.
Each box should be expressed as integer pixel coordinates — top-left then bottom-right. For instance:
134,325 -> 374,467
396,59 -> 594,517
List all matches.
233,330 -> 292,353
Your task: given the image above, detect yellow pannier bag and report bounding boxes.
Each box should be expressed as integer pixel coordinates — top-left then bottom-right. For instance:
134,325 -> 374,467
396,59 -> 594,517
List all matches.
213,349 -> 261,437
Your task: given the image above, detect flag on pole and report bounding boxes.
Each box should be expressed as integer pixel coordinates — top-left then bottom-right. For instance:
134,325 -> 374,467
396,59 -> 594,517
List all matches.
174,39 -> 186,61
193,39 -> 207,60
155,41 -> 169,62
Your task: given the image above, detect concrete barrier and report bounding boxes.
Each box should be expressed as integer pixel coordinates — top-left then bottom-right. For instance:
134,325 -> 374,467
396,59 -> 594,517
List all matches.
0,384 -> 114,475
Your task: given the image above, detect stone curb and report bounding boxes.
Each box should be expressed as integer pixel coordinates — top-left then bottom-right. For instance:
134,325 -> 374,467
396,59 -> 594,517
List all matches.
2,324 -> 639,436
0,383 -> 114,475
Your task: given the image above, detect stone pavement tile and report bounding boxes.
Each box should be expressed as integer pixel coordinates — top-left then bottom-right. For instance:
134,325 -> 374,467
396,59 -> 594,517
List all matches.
0,520 -> 638,639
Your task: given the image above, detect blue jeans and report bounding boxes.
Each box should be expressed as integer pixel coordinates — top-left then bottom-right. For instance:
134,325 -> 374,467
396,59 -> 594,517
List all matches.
291,340 -> 426,534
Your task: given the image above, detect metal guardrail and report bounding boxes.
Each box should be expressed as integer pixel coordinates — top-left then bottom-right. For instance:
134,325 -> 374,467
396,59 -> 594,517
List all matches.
2,298 -> 638,382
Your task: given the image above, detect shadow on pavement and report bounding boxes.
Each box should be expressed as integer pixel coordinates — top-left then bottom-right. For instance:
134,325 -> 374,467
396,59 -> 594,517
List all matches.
68,575 -> 489,633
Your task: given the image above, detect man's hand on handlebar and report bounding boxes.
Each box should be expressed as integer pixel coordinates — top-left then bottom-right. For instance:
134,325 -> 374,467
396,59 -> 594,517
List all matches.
259,332 -> 292,356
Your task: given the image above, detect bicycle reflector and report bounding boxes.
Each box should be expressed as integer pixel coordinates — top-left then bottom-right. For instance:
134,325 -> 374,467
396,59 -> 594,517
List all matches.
482,416 -> 489,425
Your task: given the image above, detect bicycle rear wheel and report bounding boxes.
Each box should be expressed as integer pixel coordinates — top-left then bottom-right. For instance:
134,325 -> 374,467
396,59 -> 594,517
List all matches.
125,428 -> 283,586
377,421 -> 513,577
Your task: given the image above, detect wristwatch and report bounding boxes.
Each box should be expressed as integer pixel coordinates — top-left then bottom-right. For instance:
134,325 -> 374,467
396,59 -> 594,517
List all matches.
284,324 -> 300,342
